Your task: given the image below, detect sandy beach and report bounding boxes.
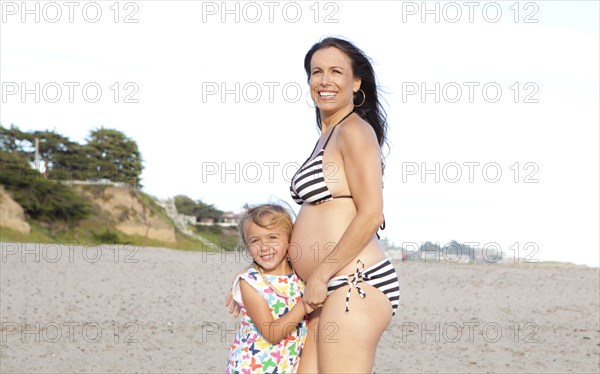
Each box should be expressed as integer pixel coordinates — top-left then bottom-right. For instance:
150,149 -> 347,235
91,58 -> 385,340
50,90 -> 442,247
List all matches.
1,242 -> 599,373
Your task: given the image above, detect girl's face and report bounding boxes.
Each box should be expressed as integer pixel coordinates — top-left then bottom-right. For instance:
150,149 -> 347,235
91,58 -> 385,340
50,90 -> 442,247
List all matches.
244,221 -> 291,275
309,47 -> 361,115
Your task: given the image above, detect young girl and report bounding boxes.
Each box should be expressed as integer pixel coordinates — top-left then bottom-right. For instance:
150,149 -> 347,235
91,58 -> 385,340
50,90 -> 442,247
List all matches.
226,204 -> 308,374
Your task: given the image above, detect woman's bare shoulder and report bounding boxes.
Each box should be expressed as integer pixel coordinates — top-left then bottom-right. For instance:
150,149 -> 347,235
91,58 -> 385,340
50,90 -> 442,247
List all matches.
336,116 -> 379,149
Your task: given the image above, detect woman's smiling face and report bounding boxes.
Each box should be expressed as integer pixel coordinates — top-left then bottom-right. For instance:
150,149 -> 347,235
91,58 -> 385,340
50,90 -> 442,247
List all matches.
309,47 -> 361,114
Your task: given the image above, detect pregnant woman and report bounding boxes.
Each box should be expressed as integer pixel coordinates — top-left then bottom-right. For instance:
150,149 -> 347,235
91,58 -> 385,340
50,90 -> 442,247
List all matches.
227,37 -> 400,373
288,37 -> 400,373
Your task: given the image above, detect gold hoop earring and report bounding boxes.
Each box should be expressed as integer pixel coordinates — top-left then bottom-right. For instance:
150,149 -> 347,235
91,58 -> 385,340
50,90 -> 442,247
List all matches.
354,89 -> 366,107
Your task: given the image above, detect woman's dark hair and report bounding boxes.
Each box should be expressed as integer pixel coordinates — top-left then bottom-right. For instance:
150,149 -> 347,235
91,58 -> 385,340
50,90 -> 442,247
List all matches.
304,37 -> 388,150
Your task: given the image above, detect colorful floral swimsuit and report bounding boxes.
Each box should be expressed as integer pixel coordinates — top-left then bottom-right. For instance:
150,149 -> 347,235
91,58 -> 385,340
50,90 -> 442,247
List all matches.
226,268 -> 307,374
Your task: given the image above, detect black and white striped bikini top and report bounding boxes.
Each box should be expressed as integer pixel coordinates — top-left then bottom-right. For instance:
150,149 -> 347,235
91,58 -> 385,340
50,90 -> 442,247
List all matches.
290,111 -> 354,205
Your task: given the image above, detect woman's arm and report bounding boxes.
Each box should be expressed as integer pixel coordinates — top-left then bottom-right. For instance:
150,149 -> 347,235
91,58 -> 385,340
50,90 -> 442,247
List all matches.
240,280 -> 306,344
303,119 -> 384,308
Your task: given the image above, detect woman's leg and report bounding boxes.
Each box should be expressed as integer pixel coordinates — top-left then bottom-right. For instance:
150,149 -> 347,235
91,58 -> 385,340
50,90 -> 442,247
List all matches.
317,283 -> 393,373
297,309 -> 320,374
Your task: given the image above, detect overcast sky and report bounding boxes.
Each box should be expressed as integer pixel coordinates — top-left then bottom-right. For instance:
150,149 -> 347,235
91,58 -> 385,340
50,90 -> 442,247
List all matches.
1,1 -> 598,267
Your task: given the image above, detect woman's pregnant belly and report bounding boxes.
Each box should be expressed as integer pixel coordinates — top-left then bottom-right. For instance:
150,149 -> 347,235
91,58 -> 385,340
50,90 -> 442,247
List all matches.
288,200 -> 386,281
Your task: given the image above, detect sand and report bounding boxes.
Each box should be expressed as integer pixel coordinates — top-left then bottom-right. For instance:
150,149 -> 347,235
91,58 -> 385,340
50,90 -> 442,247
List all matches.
1,242 -> 599,373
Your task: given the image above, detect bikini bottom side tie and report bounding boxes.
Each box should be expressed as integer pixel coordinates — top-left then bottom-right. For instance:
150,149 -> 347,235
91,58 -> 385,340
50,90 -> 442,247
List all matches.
326,258 -> 400,316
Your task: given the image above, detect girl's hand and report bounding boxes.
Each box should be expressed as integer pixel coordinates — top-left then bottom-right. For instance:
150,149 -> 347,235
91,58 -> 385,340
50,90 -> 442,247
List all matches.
302,271 -> 328,314
225,267 -> 248,318
225,290 -> 241,318
303,301 -> 315,315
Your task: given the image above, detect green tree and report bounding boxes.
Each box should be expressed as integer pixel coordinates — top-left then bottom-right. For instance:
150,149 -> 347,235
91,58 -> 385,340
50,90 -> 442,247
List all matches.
174,195 -> 197,215
84,127 -> 143,187
0,149 -> 91,224
192,202 -> 223,220
30,129 -> 87,180
0,124 -> 35,159
174,195 -> 222,220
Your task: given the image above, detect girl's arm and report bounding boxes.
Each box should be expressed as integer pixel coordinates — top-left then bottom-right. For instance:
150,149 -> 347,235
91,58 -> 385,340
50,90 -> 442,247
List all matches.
225,267 -> 248,317
225,290 -> 241,317
240,280 -> 306,344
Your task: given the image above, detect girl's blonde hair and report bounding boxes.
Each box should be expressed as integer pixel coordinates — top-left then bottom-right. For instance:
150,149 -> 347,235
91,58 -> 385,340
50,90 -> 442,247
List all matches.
237,203 -> 293,246
237,203 -> 295,298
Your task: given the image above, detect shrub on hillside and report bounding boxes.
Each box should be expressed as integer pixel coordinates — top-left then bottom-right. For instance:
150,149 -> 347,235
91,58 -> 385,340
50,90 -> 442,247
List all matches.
0,150 -> 91,224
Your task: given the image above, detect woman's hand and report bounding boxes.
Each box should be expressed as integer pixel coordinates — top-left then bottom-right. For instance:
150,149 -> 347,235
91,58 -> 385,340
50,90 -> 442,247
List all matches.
302,271 -> 329,314
225,290 -> 241,317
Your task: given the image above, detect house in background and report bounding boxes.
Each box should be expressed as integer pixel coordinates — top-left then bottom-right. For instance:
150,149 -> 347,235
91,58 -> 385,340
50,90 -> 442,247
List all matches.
195,212 -> 241,227
217,212 -> 240,227
197,217 -> 216,226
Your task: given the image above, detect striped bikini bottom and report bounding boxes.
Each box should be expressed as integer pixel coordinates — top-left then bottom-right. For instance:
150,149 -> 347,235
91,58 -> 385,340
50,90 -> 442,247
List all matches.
326,258 -> 400,316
